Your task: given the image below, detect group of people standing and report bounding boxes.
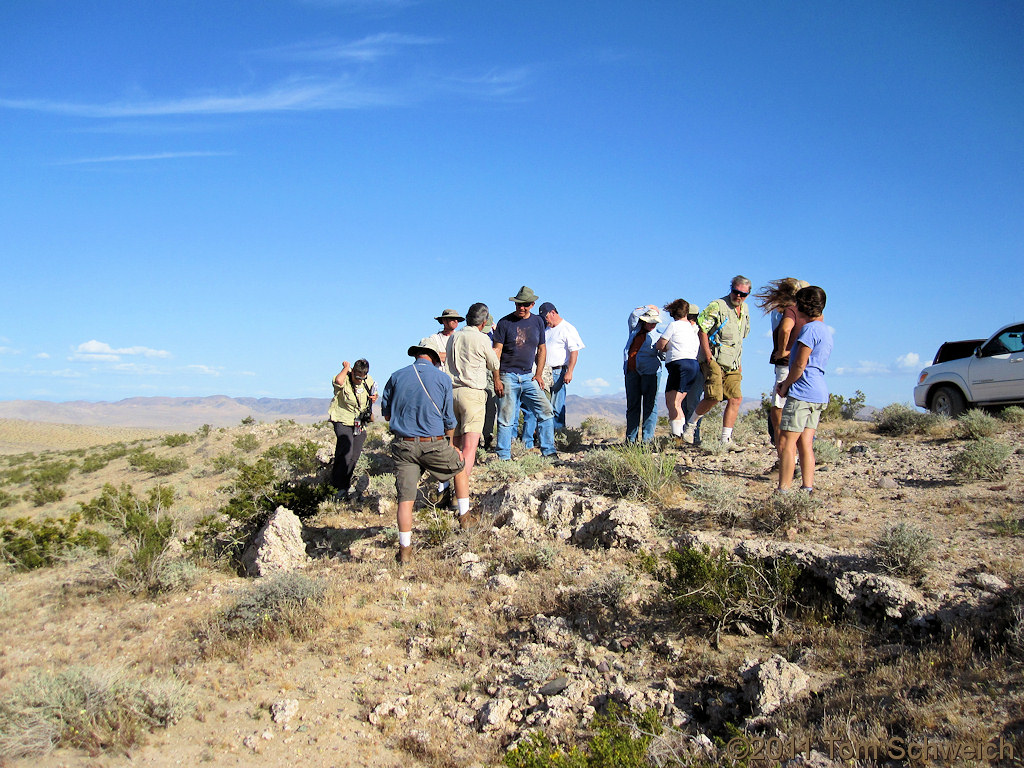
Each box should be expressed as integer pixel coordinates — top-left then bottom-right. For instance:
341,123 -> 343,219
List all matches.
624,274 -> 833,494
328,277 -> 831,562
327,286 -> 583,563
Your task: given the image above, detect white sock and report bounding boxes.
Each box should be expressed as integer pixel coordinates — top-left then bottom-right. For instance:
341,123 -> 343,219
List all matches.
438,481 -> 448,492
457,498 -> 470,515
399,531 -> 412,547
685,415 -> 701,428
670,419 -> 684,436
722,427 -> 733,441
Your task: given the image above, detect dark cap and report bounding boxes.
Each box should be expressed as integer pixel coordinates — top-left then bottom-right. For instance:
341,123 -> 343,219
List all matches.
537,302 -> 557,317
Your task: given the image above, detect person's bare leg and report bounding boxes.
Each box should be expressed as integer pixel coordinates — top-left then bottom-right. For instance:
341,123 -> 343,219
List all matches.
797,429 -> 816,489
397,500 -> 414,533
458,433 -> 481,478
777,431 -> 800,490
665,390 -> 682,422
770,407 -> 783,445
723,397 -> 742,428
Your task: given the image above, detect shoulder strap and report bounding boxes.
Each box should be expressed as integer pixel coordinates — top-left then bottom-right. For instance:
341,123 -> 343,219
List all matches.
412,363 -> 443,417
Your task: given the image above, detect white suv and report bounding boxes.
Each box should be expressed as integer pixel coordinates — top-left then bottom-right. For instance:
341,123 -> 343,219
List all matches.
914,322 -> 1024,417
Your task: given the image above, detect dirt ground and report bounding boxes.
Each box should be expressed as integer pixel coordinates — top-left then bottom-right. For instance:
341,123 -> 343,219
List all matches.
1,414 -> 1023,767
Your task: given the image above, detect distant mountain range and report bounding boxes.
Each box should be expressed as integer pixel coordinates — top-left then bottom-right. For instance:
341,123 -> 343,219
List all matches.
0,393 -> 766,430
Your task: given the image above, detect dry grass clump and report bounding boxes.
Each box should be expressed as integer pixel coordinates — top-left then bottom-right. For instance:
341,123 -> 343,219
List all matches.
578,417 -> 620,441
580,443 -> 678,503
871,521 -> 935,582
750,491 -> 821,533
480,453 -> 552,484
0,666 -> 191,759
560,568 -> 648,634
686,475 -> 742,527
950,438 -> 1013,481
956,409 -> 1002,440
811,438 -> 843,465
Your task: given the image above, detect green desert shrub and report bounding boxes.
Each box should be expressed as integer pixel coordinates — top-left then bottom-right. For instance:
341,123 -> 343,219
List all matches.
127,450 -> 187,477
204,572 -> 327,647
80,443 -> 129,474
504,704 -> 661,768
161,433 -> 191,448
951,438 -> 1013,482
998,405 -> 1024,425
874,403 -> 942,436
555,427 -> 584,451
0,666 -> 191,758
0,515 -> 109,571
822,390 -> 867,422
580,443 -> 676,502
26,460 -> 76,507
0,490 -> 13,509
956,409 -> 1001,440
232,433 -> 260,452
871,522 -> 934,582
79,483 -> 183,594
263,439 -> 322,475
480,453 -> 551,484
660,545 -> 799,635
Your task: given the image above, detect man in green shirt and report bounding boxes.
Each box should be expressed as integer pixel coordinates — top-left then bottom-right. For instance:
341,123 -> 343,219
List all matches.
682,275 -> 752,449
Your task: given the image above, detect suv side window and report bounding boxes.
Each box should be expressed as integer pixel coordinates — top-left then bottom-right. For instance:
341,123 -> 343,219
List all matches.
980,325 -> 1024,357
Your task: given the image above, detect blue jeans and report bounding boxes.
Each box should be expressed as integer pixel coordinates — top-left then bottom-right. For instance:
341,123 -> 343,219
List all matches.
498,373 -> 555,459
522,366 -> 568,445
625,370 -> 660,444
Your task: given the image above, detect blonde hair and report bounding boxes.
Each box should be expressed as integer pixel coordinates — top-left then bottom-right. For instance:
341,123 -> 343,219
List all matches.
755,277 -> 807,314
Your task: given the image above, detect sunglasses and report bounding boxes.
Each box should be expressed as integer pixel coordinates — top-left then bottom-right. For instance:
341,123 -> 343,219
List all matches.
731,288 -> 750,297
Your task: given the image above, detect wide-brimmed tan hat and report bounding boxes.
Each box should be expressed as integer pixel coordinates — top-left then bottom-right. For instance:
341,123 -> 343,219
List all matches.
434,308 -> 465,323
509,286 -> 539,303
408,338 -> 442,366
638,308 -> 661,324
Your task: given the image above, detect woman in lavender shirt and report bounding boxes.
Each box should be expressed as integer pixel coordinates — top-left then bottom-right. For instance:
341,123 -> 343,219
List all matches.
775,286 -> 832,493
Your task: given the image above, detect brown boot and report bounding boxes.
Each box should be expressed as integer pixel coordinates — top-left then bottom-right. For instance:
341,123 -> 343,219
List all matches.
458,509 -> 480,530
396,544 -> 412,564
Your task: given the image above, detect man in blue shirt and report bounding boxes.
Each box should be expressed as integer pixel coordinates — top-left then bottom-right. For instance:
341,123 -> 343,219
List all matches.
492,285 -> 556,459
380,340 -> 476,564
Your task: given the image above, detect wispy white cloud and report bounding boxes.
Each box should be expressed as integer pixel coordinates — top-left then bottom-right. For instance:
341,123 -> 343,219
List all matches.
112,362 -> 167,375
57,151 -> 233,165
0,78 -> 400,117
0,346 -> 19,355
262,33 -> 439,63
69,340 -> 171,362
584,378 -> 610,391
34,352 -> 50,359
187,364 -> 223,376
442,67 -> 532,99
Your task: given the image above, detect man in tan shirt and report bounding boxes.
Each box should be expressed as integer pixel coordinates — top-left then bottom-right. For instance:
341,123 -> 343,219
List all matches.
446,302 -> 500,479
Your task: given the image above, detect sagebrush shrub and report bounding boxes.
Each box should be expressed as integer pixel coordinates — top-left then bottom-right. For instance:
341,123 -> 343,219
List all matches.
956,409 -> 1001,440
812,438 -> 843,465
210,572 -> 326,645
872,522 -> 934,581
874,404 -> 943,436
0,515 -> 109,571
579,417 -> 619,440
127,451 -> 187,477
999,406 -> 1024,425
951,438 -> 1013,481
687,476 -> 741,526
162,433 -> 191,448
232,433 -> 260,452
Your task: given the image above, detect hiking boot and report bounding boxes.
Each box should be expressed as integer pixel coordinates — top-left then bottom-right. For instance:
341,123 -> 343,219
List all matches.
458,509 -> 480,530
396,544 -> 413,565
525,447 -> 541,454
681,424 -> 697,444
724,440 -> 746,452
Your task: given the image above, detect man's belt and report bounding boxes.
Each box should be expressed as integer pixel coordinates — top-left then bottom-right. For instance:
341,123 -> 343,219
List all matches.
550,365 -> 565,370
398,435 -> 446,442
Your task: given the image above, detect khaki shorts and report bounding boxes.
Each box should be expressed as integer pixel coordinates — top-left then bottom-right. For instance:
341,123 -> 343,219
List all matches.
700,359 -> 743,402
453,387 -> 487,435
780,398 -> 826,433
391,438 -> 465,503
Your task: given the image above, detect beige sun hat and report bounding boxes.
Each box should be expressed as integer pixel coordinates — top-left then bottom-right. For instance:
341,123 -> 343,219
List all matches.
435,308 -> 465,323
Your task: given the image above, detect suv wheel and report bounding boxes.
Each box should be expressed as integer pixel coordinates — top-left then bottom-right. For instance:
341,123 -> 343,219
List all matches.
930,385 -> 966,418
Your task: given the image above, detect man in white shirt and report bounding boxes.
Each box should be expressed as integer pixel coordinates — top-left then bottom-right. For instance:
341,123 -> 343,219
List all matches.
522,302 -> 585,440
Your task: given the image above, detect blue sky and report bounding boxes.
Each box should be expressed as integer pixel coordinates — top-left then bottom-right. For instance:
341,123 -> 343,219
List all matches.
2,0 -> 1022,408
